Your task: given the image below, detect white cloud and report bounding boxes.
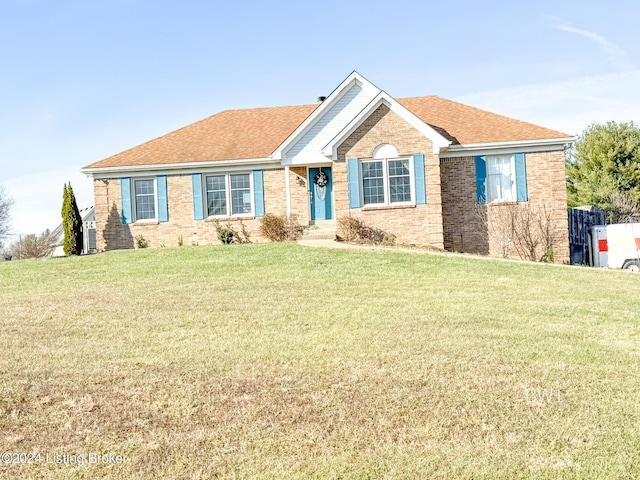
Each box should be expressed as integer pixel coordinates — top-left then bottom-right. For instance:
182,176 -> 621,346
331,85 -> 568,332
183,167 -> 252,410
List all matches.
456,70 -> 640,136
553,22 -> 632,71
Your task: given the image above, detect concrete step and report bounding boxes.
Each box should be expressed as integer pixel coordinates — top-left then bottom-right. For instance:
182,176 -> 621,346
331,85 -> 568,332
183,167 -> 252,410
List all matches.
309,220 -> 336,229
303,221 -> 337,240
302,229 -> 336,240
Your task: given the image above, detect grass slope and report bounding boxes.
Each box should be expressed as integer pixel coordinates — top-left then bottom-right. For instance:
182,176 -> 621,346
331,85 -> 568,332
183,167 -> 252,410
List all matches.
0,243 -> 639,479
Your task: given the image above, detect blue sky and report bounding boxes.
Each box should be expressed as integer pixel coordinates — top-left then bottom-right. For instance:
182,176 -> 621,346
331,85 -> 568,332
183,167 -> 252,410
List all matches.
2,0 -> 639,235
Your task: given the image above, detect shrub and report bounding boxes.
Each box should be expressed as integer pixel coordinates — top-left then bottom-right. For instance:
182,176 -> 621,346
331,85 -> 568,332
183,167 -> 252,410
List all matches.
214,220 -> 251,245
337,217 -> 395,245
475,203 -> 560,262
135,235 -> 149,249
216,224 -> 235,244
260,214 -> 303,241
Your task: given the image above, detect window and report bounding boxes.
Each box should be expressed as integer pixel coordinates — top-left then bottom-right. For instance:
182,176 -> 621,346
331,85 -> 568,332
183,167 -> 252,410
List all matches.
487,155 -> 515,202
388,159 -> 411,203
361,158 -> 412,206
133,178 -> 156,220
362,161 -> 385,205
205,173 -> 252,217
230,174 -> 252,215
206,175 -> 227,216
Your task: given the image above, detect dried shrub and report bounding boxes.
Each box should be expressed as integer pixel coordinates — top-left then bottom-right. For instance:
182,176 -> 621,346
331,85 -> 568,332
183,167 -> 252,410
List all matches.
475,203 -> 560,262
214,220 -> 251,245
337,216 -> 395,245
259,214 -> 303,241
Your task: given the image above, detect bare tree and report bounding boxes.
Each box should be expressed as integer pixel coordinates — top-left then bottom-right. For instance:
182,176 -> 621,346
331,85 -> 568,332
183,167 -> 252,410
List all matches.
476,203 -> 560,262
0,185 -> 14,246
9,230 -> 58,259
607,191 -> 640,223
475,204 -> 513,258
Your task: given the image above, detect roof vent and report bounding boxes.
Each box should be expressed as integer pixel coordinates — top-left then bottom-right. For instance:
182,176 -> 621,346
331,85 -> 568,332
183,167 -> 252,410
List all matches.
317,96 -> 327,103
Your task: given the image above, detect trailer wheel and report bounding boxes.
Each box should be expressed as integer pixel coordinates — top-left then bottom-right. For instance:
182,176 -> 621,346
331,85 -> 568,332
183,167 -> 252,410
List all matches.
622,260 -> 640,272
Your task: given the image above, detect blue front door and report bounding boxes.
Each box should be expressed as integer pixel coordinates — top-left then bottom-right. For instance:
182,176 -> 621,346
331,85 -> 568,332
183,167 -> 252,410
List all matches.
310,167 -> 333,221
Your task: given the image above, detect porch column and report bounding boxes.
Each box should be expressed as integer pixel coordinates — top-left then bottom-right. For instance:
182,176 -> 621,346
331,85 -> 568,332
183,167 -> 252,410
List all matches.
284,166 -> 291,217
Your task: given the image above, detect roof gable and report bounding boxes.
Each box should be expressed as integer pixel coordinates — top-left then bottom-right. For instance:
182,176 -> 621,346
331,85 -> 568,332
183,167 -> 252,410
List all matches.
273,72 -> 381,165
323,91 -> 451,158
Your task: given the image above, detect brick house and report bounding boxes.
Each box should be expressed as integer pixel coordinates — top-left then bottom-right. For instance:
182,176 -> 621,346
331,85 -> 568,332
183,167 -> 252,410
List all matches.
81,72 -> 573,261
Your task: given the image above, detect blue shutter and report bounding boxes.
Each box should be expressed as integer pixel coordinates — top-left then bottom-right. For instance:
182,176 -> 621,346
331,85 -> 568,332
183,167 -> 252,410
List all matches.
475,156 -> 487,204
347,158 -> 361,209
157,175 -> 168,222
413,154 -> 426,205
253,170 -> 265,217
514,153 -> 528,202
120,177 -> 132,224
192,173 -> 204,220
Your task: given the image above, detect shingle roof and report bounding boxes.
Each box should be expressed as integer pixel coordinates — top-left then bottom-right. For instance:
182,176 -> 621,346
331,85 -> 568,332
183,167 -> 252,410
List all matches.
84,104 -> 319,169
397,96 -> 569,145
83,96 -> 569,170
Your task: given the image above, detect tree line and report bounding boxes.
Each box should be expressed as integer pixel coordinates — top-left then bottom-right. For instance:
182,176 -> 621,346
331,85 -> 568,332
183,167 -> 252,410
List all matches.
567,121 -> 640,223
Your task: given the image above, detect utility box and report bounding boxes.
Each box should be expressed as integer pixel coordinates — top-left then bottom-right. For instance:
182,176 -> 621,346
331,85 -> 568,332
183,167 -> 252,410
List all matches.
590,223 -> 640,270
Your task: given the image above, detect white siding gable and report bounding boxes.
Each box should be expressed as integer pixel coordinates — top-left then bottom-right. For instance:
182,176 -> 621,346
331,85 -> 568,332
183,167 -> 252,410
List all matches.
283,82 -> 378,164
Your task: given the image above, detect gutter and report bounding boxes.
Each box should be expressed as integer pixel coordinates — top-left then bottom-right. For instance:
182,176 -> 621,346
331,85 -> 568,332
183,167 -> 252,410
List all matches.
81,157 -> 279,177
440,137 -> 575,158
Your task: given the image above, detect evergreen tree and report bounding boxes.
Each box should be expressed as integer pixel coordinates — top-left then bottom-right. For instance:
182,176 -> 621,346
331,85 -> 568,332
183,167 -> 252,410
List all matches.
62,182 -> 83,255
567,121 -> 640,211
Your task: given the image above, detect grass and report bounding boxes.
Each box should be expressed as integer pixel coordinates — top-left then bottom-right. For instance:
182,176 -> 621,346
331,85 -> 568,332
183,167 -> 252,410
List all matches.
0,242 -> 639,479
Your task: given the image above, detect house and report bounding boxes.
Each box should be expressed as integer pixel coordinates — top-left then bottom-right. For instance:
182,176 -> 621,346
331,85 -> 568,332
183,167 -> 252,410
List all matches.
81,72 -> 573,261
50,206 -> 97,256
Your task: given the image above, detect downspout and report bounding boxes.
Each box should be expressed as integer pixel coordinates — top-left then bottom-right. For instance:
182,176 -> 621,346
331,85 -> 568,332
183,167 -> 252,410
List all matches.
285,165 -> 291,217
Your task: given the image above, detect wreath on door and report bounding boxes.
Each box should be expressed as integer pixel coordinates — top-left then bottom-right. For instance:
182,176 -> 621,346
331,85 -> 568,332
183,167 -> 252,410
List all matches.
313,171 -> 329,188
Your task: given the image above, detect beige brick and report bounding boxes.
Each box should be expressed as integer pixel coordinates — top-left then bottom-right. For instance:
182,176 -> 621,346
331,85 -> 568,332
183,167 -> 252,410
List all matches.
95,171 -> 288,250
440,152 -> 569,263
94,108 -> 569,262
335,104 -> 444,247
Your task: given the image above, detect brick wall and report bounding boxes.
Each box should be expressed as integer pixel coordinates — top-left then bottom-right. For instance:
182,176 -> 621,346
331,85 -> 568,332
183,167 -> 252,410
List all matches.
94,169 -> 289,251
288,167 -> 310,225
440,151 -> 570,263
440,157 -> 489,254
335,104 -> 444,247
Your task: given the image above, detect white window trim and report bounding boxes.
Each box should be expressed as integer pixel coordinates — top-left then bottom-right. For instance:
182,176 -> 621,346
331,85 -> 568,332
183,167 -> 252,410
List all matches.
487,154 -> 516,203
132,177 -> 158,223
360,157 -> 415,207
203,172 -> 254,218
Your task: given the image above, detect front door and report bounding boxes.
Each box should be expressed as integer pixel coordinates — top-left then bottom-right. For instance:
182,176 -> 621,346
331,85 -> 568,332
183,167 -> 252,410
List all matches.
309,167 -> 333,221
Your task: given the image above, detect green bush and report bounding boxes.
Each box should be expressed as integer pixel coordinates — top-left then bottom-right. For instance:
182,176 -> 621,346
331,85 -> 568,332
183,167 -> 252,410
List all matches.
213,220 -> 251,245
135,235 -> 149,249
259,214 -> 303,241
337,216 -> 395,245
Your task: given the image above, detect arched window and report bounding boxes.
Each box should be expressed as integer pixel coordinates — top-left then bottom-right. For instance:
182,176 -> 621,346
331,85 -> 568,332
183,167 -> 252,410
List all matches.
361,144 -> 412,205
373,144 -> 399,159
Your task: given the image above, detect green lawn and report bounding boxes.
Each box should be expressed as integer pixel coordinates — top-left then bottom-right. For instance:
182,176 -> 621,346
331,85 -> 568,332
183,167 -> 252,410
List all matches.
0,243 -> 639,479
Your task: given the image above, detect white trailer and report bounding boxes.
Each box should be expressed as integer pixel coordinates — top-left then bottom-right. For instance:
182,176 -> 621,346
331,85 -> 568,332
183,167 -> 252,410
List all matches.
590,223 -> 640,271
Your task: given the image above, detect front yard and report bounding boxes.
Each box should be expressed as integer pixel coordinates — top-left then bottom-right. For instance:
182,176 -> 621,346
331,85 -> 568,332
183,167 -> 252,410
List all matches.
0,243 -> 639,478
